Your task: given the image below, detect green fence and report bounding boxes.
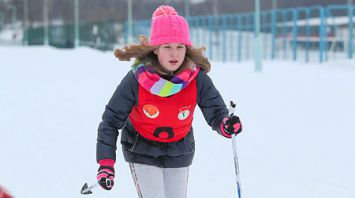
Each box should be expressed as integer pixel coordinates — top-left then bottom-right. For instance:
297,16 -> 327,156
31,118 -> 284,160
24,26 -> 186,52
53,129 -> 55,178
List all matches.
26,22 -> 116,50
0,12 -> 4,31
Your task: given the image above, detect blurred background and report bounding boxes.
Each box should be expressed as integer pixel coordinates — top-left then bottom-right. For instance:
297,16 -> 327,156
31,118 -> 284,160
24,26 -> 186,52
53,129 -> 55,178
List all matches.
0,0 -> 354,63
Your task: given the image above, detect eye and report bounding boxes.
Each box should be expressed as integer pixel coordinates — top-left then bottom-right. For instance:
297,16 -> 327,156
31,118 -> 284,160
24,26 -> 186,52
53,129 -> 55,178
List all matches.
177,45 -> 185,49
163,45 -> 171,49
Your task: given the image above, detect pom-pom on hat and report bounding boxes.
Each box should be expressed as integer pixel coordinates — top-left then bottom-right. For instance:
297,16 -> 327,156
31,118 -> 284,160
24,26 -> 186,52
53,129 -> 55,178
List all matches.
150,5 -> 192,46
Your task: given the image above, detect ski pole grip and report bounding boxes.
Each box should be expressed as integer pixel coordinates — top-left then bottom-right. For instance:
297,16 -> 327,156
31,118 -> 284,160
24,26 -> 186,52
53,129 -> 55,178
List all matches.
229,101 -> 236,116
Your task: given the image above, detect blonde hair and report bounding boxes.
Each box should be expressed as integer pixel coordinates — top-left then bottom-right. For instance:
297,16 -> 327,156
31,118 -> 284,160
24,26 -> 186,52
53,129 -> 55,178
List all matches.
114,35 -> 211,75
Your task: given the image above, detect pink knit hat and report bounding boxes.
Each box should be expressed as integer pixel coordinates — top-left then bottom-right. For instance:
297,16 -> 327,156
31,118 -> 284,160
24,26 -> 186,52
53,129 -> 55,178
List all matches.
149,5 -> 192,46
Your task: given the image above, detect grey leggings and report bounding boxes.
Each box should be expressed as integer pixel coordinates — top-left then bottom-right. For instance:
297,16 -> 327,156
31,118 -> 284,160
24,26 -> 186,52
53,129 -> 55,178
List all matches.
129,163 -> 189,198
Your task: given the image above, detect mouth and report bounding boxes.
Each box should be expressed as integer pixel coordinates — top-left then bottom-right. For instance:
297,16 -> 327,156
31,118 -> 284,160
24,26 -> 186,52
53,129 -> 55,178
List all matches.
169,60 -> 179,64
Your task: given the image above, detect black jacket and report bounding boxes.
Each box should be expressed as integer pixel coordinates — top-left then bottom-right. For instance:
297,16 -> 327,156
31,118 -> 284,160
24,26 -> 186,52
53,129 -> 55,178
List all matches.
96,69 -> 228,168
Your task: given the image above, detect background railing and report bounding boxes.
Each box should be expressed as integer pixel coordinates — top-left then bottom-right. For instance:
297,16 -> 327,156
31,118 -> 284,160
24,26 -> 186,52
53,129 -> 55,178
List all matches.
125,4 -> 355,63
0,4 -> 354,63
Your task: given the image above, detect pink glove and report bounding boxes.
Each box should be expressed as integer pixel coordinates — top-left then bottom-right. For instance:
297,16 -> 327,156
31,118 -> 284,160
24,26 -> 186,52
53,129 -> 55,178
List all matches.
97,159 -> 115,190
220,115 -> 242,138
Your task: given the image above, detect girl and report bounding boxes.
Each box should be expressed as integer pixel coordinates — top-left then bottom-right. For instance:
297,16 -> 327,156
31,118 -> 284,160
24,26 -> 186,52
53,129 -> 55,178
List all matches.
96,5 -> 242,198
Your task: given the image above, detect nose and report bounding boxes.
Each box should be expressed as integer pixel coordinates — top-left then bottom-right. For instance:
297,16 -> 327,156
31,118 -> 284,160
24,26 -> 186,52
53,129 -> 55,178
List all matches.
171,47 -> 179,58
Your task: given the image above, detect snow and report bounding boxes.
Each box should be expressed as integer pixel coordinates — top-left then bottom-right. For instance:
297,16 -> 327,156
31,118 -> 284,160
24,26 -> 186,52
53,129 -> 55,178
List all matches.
0,46 -> 355,198
0,26 -> 23,45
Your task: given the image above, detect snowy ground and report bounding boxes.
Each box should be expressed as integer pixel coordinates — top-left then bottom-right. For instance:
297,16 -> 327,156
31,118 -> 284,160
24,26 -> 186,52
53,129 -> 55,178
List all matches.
1,46 -> 355,198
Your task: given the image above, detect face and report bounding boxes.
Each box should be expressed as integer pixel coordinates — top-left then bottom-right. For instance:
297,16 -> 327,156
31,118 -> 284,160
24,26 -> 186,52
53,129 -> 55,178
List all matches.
154,43 -> 186,73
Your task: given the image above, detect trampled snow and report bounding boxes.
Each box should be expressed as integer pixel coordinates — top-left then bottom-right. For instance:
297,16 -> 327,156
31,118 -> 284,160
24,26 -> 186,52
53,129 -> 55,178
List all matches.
0,46 -> 354,198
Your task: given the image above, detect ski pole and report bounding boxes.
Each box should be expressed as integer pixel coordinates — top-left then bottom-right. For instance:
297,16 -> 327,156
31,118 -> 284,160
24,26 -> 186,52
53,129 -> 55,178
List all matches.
80,182 -> 98,195
228,101 -> 242,198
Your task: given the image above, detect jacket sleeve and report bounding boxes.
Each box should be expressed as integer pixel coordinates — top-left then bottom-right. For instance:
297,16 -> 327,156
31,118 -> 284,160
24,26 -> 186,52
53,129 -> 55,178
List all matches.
96,70 -> 137,162
196,71 -> 229,134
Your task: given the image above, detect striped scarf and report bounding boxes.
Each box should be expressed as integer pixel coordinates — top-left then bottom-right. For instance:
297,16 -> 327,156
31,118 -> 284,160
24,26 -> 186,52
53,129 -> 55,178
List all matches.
132,59 -> 200,97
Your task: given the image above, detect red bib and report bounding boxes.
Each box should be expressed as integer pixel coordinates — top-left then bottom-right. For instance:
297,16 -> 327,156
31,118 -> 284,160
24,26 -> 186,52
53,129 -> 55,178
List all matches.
129,79 -> 197,142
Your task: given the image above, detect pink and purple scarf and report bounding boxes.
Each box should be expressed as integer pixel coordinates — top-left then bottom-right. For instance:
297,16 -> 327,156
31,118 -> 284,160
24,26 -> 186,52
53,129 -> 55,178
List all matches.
132,59 -> 200,97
